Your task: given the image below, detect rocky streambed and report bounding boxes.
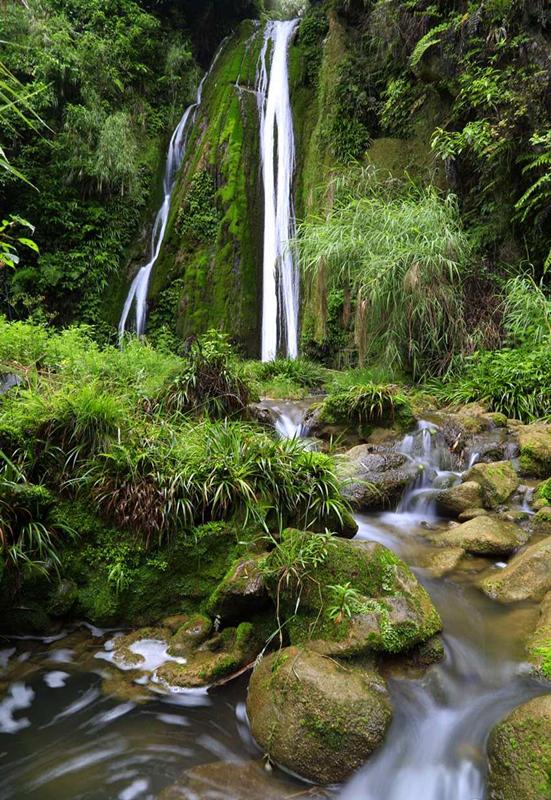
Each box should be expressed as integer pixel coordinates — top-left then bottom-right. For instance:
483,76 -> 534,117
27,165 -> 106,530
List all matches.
1,402 -> 551,799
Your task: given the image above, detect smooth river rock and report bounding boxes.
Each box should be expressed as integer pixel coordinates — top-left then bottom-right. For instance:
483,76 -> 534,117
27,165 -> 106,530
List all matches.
436,481 -> 483,516
247,646 -> 393,784
464,460 -> 519,508
488,695 -> 551,800
428,516 -> 527,556
480,536 -> 551,603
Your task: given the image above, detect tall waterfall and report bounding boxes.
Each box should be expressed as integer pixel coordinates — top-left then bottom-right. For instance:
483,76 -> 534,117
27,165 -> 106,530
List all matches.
257,19 -> 300,362
119,46 -> 225,339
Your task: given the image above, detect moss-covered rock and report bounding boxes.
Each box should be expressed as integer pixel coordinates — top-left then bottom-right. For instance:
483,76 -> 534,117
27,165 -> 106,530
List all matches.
535,478 -> 551,505
464,461 -> 519,508
436,481 -> 484,517
428,516 -> 527,557
265,529 -> 441,657
526,591 -> 551,680
480,536 -> 551,603
487,695 -> 551,800
514,423 -> 551,478
206,553 -> 270,621
247,646 -> 393,784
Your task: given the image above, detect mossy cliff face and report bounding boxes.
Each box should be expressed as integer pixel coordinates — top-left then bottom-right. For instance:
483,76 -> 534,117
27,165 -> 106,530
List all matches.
148,21 -> 265,355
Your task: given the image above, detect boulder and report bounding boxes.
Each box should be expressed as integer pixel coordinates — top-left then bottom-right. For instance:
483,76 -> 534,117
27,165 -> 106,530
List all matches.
532,507 -> 551,536
464,461 -> 519,508
158,761 -> 292,800
513,423 -> 551,478
436,481 -> 483,516
247,646 -> 392,784
336,445 -> 419,510
480,536 -> 551,603
458,508 -> 488,521
487,695 -> 551,800
526,591 -> 551,679
428,516 -> 527,556
167,614 -> 212,655
265,529 -> 441,657
423,547 -> 465,577
206,554 -> 269,621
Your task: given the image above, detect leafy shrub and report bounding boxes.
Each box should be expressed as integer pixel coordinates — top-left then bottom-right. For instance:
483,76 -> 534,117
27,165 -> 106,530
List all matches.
155,330 -> 253,418
437,345 -> 551,422
84,422 -> 347,545
298,170 -> 473,377
318,383 -> 414,428
248,358 -> 329,393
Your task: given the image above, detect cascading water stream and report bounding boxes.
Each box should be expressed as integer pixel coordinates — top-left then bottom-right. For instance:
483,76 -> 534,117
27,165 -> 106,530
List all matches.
257,20 -> 300,362
119,44 -> 226,339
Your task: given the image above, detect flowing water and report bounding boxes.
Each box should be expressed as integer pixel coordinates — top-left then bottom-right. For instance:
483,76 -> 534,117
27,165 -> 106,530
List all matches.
118,45 -> 226,339
1,405 -> 548,799
257,20 -> 300,362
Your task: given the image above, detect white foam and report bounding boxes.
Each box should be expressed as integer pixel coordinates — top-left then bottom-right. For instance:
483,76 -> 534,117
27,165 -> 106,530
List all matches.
0,682 -> 35,733
44,670 -> 69,688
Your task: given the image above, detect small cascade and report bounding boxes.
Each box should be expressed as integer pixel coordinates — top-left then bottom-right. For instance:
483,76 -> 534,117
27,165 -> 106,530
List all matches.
119,44 -> 226,339
397,420 -> 457,517
257,19 -> 300,362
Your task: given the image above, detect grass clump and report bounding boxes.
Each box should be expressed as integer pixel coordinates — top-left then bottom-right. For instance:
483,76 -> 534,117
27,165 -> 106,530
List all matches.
318,383 -> 414,429
297,169 -> 473,378
245,358 -> 330,400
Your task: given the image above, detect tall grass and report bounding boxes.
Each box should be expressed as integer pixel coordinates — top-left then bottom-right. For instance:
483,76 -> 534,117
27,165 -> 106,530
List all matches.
297,169 -> 473,378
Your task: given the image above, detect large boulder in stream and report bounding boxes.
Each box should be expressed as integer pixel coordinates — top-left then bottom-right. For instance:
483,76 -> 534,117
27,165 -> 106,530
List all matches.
435,480 -> 484,516
266,529 -> 442,657
480,536 -> 551,603
428,516 -> 527,556
335,444 -> 420,510
206,553 -> 269,621
512,422 -> 551,478
526,591 -> 551,678
464,461 -> 519,508
487,695 -> 551,800
247,646 -> 393,784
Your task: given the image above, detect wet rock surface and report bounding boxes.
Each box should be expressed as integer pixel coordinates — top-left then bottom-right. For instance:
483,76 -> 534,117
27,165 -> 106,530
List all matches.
487,695 -> 551,800
247,646 -> 393,784
436,481 -> 483,516
336,444 -> 420,510
480,536 -> 551,602
158,761 -> 300,800
464,461 -> 520,508
428,516 -> 527,556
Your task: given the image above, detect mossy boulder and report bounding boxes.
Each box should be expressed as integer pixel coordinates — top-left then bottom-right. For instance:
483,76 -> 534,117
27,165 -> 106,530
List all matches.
247,646 -> 393,784
514,423 -> 551,478
464,461 -> 519,508
535,478 -> 551,505
533,507 -> 551,536
435,481 -> 484,517
167,613 -> 212,655
526,592 -> 551,680
157,621 -> 266,688
480,536 -> 551,603
266,529 -> 441,657
428,516 -> 527,556
206,553 -> 269,621
487,695 -> 551,800
336,445 -> 420,510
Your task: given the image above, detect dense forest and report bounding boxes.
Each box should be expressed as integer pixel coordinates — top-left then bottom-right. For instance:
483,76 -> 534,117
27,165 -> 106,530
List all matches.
1,2 -> 551,799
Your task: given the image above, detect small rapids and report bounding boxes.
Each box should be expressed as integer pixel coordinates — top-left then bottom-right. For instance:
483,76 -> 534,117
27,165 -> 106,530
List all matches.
1,403 -> 548,799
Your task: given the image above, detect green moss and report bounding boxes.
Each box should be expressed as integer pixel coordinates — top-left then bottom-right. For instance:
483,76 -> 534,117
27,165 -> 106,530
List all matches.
536,478 -> 551,504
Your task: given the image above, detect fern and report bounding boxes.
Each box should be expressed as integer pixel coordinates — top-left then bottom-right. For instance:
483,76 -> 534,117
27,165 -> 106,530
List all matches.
515,131 -> 551,270
410,23 -> 450,69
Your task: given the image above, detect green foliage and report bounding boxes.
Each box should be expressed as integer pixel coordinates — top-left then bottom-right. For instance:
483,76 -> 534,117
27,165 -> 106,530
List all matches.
176,171 -> 220,244
0,454 -> 75,585
297,6 -> 329,88
154,330 -> 253,418
436,345 -> 551,422
502,274 -> 551,346
0,215 -> 39,270
409,22 -> 450,69
515,131 -> 551,270
247,358 -> 329,395
319,383 -> 414,428
263,528 -> 335,593
298,169 -> 473,377
0,319 -> 347,548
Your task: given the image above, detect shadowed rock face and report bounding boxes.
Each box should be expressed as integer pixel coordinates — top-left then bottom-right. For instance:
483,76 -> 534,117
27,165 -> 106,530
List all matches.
158,761 -> 295,800
247,646 -> 393,784
488,695 -> 551,800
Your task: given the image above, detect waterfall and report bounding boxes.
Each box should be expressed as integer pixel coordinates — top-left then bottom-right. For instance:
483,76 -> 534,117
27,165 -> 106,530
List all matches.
257,19 -> 299,362
119,45 -> 225,339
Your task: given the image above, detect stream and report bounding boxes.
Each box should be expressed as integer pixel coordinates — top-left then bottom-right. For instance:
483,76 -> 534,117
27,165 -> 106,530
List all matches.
0,402 -> 548,799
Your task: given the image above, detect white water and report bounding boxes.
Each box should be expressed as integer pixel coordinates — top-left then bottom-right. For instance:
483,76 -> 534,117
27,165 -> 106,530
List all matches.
257,20 -> 300,362
119,46 -> 225,338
